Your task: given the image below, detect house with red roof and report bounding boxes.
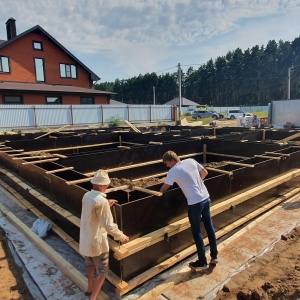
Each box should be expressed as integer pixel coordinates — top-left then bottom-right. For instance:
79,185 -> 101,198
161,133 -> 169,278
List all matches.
0,18 -> 113,105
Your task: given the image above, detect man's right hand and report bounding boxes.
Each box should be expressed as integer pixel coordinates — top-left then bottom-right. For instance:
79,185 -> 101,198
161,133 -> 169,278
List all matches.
122,235 -> 130,244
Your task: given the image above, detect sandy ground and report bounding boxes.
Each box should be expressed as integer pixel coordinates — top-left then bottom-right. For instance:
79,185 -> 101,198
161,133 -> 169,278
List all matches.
216,226 -> 300,300
0,228 -> 34,300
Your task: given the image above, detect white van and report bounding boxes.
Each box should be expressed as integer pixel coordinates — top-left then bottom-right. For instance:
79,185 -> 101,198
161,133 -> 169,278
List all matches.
224,109 -> 245,119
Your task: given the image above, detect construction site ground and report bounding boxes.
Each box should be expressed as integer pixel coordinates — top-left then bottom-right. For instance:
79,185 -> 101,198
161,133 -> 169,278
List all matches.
1,183 -> 299,300
1,120 -> 300,300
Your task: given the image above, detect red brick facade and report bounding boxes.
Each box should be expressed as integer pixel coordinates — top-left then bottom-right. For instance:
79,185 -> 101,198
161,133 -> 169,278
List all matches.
0,33 -> 92,88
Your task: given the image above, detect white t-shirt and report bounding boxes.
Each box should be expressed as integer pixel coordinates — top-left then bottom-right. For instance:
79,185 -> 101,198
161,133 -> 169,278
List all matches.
164,158 -> 210,205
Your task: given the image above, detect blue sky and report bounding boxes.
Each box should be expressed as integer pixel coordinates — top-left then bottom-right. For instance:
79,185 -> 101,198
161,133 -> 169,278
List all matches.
1,0 -> 299,83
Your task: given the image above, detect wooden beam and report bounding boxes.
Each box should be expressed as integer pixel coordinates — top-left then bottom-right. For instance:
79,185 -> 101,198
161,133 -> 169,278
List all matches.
0,203 -> 110,299
226,161 -> 255,168
124,120 -> 141,133
13,155 -> 52,160
132,172 -> 167,182
149,141 -> 163,145
106,185 -> 130,193
22,158 -> 60,165
132,186 -> 163,196
84,152 -> 202,176
207,152 -> 249,159
8,142 -> 117,156
65,177 -> 91,185
264,151 -> 290,157
211,168 -> 300,216
34,125 -> 70,140
205,167 -> 233,175
254,154 -> 281,160
278,132 -> 300,143
134,191 -> 300,299
53,153 -> 68,159
45,167 -> 74,174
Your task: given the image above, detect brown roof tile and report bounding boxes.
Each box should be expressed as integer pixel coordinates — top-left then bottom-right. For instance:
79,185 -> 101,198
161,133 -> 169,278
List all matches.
0,81 -> 115,95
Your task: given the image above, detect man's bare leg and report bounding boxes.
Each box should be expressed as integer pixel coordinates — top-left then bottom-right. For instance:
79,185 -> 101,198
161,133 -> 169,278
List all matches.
90,274 -> 105,300
87,265 -> 95,293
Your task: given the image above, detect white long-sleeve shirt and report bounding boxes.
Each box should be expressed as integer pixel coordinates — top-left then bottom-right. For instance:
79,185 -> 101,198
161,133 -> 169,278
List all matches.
79,190 -> 126,257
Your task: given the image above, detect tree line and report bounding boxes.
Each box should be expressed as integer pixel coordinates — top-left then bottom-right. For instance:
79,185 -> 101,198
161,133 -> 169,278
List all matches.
95,36 -> 300,106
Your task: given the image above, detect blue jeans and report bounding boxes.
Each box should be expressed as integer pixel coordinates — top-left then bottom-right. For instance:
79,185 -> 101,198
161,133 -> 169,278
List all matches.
188,198 -> 218,264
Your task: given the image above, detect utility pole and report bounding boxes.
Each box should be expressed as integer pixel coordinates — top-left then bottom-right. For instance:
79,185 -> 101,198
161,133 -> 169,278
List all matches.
153,86 -> 155,105
178,63 -> 182,120
287,67 -> 292,100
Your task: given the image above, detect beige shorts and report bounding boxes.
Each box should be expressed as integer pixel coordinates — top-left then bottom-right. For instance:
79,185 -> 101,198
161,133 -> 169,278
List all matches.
85,252 -> 109,275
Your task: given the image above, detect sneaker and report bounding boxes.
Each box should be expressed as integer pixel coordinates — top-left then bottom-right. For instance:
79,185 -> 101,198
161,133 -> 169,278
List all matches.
210,257 -> 219,265
188,260 -> 209,270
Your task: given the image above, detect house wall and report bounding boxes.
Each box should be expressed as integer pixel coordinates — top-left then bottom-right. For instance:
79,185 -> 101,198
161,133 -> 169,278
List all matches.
0,91 -> 109,105
0,32 -> 92,88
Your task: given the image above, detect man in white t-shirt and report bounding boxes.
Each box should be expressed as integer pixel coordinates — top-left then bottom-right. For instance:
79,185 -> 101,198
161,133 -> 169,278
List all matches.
160,151 -> 218,270
79,170 -> 129,299
240,113 -> 246,127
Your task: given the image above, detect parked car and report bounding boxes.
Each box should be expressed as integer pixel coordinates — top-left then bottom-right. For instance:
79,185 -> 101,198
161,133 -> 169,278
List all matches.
185,108 -> 195,116
209,110 -> 224,119
224,109 -> 245,119
192,110 -> 219,119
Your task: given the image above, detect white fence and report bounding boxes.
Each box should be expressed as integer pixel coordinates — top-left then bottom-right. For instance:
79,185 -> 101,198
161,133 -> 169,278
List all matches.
0,104 -> 175,129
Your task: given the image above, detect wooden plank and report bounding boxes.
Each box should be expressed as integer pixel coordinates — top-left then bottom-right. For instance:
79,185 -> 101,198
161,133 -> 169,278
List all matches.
205,167 -> 233,175
13,155 -> 52,160
207,152 -> 249,159
0,203 -> 110,299
1,149 -> 24,153
264,151 -> 290,157
124,191 -> 300,298
149,141 -> 163,145
132,173 -> 167,182
45,167 -> 74,174
53,153 -> 68,159
226,161 -> 255,168
211,168 -> 300,216
278,132 -> 300,143
8,142 -> 116,156
84,152 -> 202,176
132,186 -> 163,196
34,125 -> 70,140
124,120 -> 141,133
254,154 -> 281,160
22,158 -> 60,165
65,177 -> 91,185
106,185 -> 130,193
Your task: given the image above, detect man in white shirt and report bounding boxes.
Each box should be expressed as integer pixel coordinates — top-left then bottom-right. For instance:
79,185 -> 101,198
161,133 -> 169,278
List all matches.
160,151 -> 218,270
79,170 -> 129,299
240,113 -> 246,127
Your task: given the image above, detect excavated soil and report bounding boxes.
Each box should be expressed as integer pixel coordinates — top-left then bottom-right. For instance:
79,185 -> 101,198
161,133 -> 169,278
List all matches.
216,226 -> 300,300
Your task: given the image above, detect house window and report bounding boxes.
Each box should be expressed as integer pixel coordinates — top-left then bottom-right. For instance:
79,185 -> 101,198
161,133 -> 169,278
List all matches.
3,96 -> 22,104
60,63 -> 77,78
34,58 -> 45,82
0,56 -> 10,73
80,97 -> 94,104
33,41 -> 43,50
46,96 -> 62,104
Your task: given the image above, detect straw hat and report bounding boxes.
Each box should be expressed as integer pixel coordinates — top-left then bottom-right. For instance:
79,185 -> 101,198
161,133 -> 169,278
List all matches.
90,169 -> 110,185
